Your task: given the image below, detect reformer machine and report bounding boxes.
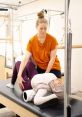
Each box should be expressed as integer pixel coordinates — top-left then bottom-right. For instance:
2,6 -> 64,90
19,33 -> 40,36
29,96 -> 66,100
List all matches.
0,79 -> 82,117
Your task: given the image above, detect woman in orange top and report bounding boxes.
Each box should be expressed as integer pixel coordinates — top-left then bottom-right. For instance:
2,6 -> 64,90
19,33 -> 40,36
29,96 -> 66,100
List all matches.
17,10 -> 61,89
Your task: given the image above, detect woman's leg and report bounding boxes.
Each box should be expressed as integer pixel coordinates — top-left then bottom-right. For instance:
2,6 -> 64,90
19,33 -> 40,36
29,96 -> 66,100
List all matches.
6,61 -> 21,88
11,61 -> 21,85
25,60 -> 38,79
33,89 -> 57,105
22,60 -> 38,90
11,60 -> 38,90
20,60 -> 38,90
50,69 -> 61,78
36,66 -> 61,78
36,66 -> 45,73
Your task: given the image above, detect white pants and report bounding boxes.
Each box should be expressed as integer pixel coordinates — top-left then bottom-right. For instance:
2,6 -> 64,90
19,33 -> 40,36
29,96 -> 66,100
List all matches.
33,88 -> 57,105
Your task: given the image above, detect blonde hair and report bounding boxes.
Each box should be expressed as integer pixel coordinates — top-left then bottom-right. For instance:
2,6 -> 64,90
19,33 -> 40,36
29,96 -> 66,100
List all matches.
36,11 -> 48,27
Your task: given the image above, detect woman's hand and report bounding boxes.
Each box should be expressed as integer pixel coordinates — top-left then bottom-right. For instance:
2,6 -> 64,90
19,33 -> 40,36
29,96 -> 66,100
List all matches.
17,75 -> 25,90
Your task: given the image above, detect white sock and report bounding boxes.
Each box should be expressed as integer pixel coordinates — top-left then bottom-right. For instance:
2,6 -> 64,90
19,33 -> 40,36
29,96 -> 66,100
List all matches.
6,83 -> 14,89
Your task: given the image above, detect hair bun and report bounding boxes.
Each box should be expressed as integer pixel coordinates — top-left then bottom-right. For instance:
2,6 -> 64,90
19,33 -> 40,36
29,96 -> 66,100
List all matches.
37,11 -> 44,18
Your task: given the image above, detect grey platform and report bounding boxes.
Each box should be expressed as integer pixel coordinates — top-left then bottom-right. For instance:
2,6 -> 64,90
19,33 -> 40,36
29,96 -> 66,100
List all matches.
0,79 -> 82,117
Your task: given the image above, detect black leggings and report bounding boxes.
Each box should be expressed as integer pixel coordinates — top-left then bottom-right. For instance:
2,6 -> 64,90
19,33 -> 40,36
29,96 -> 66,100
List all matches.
37,66 -> 61,78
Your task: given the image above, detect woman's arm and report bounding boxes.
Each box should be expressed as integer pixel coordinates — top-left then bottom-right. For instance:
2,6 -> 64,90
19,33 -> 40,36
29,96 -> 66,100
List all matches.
45,46 -> 58,73
17,51 -> 31,89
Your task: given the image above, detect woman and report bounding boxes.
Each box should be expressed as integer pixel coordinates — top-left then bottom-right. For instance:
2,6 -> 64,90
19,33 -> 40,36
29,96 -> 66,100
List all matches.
23,73 -> 64,105
6,56 -> 38,90
7,10 -> 61,90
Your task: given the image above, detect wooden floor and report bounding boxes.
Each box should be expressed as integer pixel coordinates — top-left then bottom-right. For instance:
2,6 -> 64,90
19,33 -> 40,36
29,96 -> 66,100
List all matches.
0,107 -> 16,117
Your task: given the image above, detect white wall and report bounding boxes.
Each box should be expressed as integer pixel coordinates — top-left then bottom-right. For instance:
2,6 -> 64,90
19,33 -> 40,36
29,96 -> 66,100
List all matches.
71,49 -> 82,91
14,0 -> 82,91
69,0 -> 82,91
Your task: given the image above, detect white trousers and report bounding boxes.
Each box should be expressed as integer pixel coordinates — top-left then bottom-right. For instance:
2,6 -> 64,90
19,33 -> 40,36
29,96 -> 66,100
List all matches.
33,88 -> 57,105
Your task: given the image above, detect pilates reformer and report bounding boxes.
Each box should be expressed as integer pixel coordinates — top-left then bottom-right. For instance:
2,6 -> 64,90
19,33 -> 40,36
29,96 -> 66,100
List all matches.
0,79 -> 82,117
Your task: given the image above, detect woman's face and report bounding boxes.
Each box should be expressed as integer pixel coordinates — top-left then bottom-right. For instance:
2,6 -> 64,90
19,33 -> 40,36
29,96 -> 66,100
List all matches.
37,23 -> 47,38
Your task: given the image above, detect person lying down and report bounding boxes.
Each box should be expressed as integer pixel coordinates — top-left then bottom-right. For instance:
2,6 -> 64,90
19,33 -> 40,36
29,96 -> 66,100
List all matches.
23,73 -> 64,105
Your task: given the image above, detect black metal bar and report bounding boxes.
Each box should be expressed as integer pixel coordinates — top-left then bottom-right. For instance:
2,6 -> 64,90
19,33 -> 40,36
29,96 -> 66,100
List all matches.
67,104 -> 71,117
0,8 -> 8,11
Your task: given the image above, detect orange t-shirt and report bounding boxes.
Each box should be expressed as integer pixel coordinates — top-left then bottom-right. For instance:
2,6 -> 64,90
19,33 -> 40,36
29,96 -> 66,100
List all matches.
26,33 -> 61,70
